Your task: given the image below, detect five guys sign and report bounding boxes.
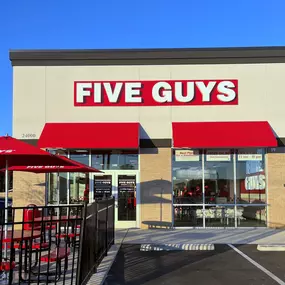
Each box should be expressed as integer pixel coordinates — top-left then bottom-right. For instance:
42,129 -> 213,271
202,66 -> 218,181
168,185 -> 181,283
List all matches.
74,80 -> 238,107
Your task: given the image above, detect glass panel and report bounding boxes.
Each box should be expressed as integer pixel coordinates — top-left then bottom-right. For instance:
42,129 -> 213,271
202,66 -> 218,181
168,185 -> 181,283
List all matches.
47,173 -> 68,204
237,205 -> 266,227
172,149 -> 203,204
70,150 -> 89,165
205,206 -> 235,227
69,173 -> 88,203
91,153 -> 104,170
236,148 -> 266,204
94,175 -> 112,200
0,171 -> 13,193
91,150 -> 138,170
174,206 -> 203,227
204,149 -> 234,204
118,175 -> 136,221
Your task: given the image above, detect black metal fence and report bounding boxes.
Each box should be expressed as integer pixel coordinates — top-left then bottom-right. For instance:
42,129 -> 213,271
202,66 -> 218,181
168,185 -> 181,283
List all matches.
0,198 -> 115,284
77,197 -> 115,285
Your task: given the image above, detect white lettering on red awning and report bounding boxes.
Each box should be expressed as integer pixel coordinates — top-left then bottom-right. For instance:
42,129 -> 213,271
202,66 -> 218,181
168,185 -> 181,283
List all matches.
0,150 -> 15,154
74,80 -> 238,107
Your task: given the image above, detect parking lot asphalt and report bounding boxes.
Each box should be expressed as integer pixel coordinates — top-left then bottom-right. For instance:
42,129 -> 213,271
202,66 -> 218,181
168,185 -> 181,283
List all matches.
104,244 -> 285,285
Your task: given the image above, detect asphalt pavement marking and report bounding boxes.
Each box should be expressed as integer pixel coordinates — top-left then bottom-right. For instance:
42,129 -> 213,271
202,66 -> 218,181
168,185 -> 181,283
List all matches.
228,244 -> 285,285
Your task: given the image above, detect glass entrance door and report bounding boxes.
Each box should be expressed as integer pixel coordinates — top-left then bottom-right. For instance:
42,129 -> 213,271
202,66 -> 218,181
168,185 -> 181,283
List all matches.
92,171 -> 138,228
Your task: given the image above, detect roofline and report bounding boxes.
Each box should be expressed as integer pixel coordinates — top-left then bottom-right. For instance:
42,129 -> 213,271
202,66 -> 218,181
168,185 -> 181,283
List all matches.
9,46 -> 285,66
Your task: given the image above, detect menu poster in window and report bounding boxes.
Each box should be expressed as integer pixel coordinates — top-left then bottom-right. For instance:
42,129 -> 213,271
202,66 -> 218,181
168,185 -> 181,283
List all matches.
94,175 -> 112,199
118,176 -> 136,195
175,150 -> 200,162
206,150 -> 231,161
238,149 -> 263,161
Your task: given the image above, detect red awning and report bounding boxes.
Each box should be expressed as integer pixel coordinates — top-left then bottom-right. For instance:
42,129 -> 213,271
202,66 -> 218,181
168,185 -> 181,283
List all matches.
38,123 -> 140,149
172,121 -> 277,148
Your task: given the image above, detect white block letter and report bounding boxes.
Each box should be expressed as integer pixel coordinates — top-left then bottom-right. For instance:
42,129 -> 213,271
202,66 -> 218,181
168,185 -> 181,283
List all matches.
104,82 -> 123,103
125,82 -> 142,103
196,81 -> 216,102
76,82 -> 92,103
175,82 -> 195,102
152,82 -> 172,103
93,83 -> 102,103
217,81 -> 236,102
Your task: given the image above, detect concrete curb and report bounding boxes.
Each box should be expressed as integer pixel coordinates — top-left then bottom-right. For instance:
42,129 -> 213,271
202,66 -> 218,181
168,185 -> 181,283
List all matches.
257,245 -> 285,251
86,244 -> 121,285
140,243 -> 215,251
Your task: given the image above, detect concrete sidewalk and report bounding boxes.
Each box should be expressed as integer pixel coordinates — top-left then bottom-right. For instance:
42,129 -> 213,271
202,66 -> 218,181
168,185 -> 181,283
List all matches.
121,228 -> 285,245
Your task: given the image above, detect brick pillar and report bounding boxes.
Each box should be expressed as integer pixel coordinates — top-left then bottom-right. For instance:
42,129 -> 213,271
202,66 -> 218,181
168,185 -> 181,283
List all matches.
267,153 -> 285,228
12,172 -> 45,228
139,148 -> 172,229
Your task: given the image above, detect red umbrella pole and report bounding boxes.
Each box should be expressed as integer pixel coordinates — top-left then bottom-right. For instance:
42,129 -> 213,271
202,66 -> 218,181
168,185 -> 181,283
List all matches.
4,159 -> 8,258
5,159 -> 8,226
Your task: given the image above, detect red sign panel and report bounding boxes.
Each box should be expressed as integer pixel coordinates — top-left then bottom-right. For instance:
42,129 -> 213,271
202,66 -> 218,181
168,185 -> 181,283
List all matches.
74,80 -> 238,107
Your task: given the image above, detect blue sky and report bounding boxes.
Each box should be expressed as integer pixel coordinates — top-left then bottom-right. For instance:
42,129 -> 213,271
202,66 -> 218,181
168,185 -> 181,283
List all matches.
0,0 -> 285,136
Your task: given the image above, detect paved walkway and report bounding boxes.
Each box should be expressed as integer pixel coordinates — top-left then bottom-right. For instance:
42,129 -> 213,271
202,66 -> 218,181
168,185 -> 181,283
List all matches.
89,228 -> 285,284
121,228 -> 285,245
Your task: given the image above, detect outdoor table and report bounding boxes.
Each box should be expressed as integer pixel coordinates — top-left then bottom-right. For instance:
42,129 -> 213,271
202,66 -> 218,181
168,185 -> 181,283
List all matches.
1,230 -> 41,243
34,215 -> 79,222
1,230 -> 42,283
34,216 -> 81,245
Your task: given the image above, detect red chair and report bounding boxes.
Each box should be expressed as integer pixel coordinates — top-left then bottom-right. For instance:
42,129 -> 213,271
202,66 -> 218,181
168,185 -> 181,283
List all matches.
23,204 -> 42,231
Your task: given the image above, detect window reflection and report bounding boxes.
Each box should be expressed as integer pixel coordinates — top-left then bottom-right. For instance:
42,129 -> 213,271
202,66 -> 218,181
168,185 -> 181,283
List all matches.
236,148 -> 266,204
172,149 -> 203,204
238,206 -> 266,227
47,150 -> 68,205
69,172 -> 88,204
204,149 -> 234,204
0,172 -> 13,193
91,150 -> 138,170
172,148 -> 268,228
70,150 -> 89,165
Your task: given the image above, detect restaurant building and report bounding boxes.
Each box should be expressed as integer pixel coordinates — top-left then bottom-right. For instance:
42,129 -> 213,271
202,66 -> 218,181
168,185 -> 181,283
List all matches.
8,47 -> 285,229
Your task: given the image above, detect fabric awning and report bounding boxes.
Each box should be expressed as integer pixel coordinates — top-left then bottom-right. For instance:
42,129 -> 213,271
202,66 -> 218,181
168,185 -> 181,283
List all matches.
38,122 -> 140,149
172,121 -> 277,148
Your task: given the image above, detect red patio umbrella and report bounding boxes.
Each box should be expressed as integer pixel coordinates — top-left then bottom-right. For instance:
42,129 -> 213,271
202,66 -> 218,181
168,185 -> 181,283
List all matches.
2,155 -> 102,204
0,135 -> 78,225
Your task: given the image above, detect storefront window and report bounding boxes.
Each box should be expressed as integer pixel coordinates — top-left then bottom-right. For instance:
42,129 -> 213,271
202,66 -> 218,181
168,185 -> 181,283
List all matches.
236,148 -> 266,204
237,205 -> 266,227
204,149 -> 234,204
69,150 -> 89,165
0,171 -> 13,193
69,172 -> 88,204
172,149 -> 203,205
69,150 -> 89,204
172,148 -> 267,228
47,150 -> 68,205
91,150 -> 138,170
47,173 -> 68,204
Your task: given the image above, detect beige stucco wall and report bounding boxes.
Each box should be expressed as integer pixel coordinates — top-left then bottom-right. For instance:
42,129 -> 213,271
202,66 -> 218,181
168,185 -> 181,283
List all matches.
12,63 -> 285,140
140,148 -> 172,229
12,61 -> 285,229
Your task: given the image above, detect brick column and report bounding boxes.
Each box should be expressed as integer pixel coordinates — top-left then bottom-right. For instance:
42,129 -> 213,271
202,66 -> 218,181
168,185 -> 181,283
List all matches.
12,172 -> 46,228
139,148 -> 172,229
267,153 -> 285,228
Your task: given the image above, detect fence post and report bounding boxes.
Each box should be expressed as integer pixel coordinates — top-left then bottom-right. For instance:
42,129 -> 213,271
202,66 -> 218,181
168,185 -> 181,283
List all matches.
76,202 -> 88,285
105,199 -> 108,256
94,201 -> 98,274
112,196 -> 115,245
